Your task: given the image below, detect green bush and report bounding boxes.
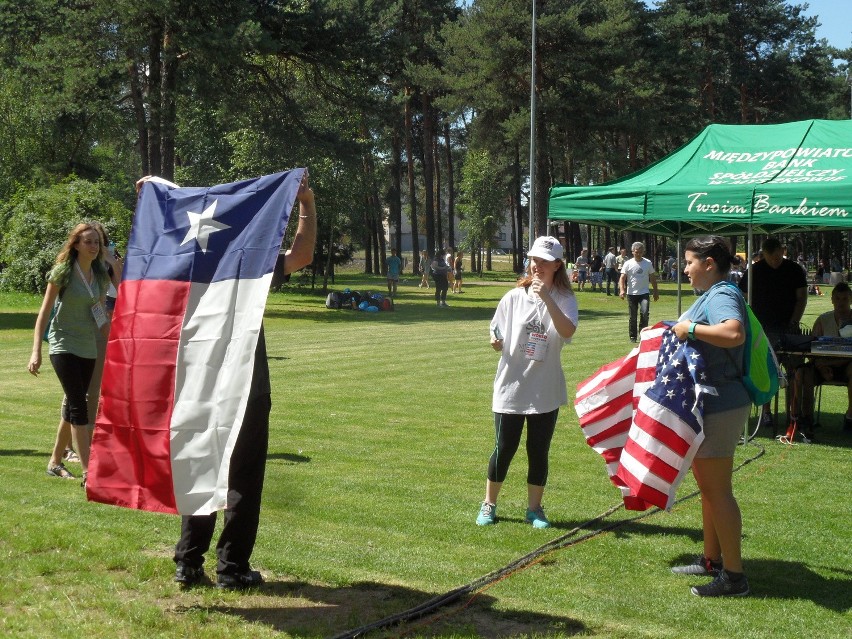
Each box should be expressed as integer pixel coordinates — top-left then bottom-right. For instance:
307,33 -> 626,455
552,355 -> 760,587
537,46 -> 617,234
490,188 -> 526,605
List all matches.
0,178 -> 133,293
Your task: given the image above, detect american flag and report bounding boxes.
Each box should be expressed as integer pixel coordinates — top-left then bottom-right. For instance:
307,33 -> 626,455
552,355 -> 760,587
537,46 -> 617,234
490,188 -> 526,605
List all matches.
575,322 -> 717,511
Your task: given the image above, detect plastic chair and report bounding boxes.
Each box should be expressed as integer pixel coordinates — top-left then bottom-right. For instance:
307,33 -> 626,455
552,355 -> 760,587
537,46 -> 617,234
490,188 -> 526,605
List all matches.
814,379 -> 847,429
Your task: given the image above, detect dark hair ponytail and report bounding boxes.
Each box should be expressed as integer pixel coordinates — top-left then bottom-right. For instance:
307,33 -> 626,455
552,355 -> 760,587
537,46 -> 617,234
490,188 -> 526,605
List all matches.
684,236 -> 734,274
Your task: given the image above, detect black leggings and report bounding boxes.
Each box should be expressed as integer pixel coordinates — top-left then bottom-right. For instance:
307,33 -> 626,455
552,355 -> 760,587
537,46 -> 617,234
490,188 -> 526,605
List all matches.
50,353 -> 96,426
433,275 -> 449,302
487,409 -> 559,486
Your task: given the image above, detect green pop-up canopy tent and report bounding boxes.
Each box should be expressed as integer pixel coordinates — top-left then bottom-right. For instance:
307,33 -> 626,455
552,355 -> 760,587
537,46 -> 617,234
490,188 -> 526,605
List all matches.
549,119 -> 852,237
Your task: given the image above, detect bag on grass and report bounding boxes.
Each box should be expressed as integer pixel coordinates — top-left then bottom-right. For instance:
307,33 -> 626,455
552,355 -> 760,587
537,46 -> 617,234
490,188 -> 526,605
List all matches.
325,291 -> 341,309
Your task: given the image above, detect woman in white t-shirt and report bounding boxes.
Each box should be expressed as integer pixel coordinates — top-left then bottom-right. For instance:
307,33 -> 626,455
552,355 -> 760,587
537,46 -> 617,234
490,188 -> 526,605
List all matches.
476,236 -> 578,529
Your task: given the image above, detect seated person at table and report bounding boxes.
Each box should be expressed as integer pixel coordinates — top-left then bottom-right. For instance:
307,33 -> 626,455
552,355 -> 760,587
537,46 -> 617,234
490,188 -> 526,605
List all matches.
790,282 -> 852,434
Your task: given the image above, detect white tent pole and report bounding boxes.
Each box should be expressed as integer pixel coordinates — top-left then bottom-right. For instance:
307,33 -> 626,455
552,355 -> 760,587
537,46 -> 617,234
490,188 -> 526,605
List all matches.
676,235 -> 682,316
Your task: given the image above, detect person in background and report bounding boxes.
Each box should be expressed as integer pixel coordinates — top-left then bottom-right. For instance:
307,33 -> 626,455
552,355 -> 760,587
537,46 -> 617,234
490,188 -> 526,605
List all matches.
619,241 -> 659,342
670,235 -> 751,597
58,222 -> 123,478
445,247 -> 455,291
418,249 -> 430,289
790,282 -> 852,436
453,250 -> 464,294
29,223 -> 111,485
603,246 -> 618,296
615,247 -> 628,272
431,251 -> 451,307
739,236 -> 806,428
574,248 -> 589,291
385,248 -> 402,298
590,250 -> 603,292
476,236 -> 578,529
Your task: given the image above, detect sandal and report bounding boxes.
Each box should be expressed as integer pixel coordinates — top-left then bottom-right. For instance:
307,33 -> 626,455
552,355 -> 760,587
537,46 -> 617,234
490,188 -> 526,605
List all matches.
63,448 -> 80,463
46,463 -> 76,479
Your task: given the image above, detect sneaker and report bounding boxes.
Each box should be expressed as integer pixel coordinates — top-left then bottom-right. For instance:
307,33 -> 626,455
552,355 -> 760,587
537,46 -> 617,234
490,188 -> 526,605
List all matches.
671,555 -> 722,576
46,463 -> 75,479
525,506 -> 551,529
476,501 -> 496,526
690,569 -> 750,597
174,562 -> 205,587
441,302 -> 449,307
217,569 -> 264,590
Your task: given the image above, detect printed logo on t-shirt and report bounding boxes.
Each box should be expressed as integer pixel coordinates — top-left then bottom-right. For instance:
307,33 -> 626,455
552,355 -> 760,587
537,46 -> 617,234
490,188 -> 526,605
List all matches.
526,318 -> 545,334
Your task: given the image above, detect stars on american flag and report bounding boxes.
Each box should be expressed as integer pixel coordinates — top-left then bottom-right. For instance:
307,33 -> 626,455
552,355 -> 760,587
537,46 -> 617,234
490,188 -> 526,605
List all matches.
648,327 -> 710,428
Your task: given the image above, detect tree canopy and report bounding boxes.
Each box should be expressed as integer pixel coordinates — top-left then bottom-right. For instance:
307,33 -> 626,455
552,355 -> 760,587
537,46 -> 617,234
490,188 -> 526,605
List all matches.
0,0 -> 849,291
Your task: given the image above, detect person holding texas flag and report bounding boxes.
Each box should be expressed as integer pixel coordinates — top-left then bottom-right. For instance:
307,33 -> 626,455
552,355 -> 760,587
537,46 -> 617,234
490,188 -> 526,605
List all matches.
87,169 -> 316,590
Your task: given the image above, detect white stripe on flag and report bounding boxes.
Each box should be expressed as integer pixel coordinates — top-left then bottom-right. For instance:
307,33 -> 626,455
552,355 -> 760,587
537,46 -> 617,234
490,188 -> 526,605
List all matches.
170,274 -> 271,515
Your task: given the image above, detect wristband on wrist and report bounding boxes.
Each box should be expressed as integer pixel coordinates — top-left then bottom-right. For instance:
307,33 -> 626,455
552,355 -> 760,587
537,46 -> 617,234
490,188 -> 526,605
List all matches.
688,322 -> 697,340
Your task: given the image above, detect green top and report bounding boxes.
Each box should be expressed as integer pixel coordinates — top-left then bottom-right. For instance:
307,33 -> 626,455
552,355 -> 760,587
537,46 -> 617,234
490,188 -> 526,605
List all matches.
47,267 -> 104,359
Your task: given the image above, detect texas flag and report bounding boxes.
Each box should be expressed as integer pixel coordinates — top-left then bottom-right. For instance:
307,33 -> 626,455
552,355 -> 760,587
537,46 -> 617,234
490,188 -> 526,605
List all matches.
87,169 -> 304,515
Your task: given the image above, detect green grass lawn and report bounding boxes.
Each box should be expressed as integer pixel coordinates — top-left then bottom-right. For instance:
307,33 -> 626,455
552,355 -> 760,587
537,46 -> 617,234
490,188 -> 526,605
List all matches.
1,272 -> 850,639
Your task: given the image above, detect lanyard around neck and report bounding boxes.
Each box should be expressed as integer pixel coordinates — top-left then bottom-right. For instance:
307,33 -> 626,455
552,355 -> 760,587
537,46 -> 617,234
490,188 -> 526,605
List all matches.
74,261 -> 97,300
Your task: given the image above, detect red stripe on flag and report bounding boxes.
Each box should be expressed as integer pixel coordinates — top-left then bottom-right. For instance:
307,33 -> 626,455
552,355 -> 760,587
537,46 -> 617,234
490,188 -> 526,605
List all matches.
621,436 -> 679,484
632,410 -> 693,457
87,278 -> 190,514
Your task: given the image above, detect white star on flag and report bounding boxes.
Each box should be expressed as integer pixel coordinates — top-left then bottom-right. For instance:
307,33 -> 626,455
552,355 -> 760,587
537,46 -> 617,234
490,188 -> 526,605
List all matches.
180,200 -> 230,253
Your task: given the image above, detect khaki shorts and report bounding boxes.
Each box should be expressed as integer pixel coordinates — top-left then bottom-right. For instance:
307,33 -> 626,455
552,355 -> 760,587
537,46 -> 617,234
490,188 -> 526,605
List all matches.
696,404 -> 751,458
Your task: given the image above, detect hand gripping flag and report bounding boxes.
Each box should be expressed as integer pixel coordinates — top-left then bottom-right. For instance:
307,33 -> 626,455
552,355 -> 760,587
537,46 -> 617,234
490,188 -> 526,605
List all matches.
87,169 -> 304,515
574,322 -> 717,511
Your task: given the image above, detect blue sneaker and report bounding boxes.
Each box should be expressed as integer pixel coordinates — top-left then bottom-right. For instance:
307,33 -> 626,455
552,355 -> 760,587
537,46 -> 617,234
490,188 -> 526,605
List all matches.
476,501 -> 496,525
525,506 -> 551,529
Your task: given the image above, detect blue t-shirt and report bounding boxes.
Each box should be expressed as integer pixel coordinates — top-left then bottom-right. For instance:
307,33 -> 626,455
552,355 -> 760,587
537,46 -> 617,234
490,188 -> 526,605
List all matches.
678,281 -> 750,413
386,256 -> 402,278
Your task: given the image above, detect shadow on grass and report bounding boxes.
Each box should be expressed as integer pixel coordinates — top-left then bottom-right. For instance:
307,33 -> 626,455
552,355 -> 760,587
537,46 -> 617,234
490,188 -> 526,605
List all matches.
0,312 -> 35,331
263,301 -> 497,325
186,579 -> 586,638
666,556 -> 851,612
0,448 -> 43,458
267,452 -> 311,464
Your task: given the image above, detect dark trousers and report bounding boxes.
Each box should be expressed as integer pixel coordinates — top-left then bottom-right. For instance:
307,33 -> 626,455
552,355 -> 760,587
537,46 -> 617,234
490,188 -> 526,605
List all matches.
605,268 -> 618,295
174,393 -> 271,576
627,293 -> 650,340
50,353 -> 96,425
487,410 -> 559,486
433,275 -> 449,303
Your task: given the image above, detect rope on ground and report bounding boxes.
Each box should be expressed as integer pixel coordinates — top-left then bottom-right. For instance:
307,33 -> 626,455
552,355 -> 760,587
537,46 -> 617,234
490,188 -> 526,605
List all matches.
330,440 -> 766,639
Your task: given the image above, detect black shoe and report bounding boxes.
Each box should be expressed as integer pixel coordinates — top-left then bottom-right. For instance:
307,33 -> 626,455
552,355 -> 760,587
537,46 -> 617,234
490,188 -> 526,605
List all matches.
217,569 -> 264,590
671,555 -> 722,576
174,562 -> 204,587
690,569 -> 750,597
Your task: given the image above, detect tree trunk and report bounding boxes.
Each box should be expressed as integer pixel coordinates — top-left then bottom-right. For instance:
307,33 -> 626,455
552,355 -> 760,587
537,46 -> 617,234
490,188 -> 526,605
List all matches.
160,22 -> 178,181
404,89 -> 421,258
390,126 -> 409,269
147,18 -> 163,177
444,121 -> 455,253
433,113 -> 443,250
422,92 -> 436,254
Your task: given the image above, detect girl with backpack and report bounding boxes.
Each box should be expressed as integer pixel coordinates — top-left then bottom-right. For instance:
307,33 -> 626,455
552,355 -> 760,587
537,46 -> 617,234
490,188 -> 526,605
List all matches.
669,235 -> 751,598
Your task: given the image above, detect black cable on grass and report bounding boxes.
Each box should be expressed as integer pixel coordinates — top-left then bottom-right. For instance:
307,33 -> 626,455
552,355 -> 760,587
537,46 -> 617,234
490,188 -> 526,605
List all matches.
331,440 -> 766,639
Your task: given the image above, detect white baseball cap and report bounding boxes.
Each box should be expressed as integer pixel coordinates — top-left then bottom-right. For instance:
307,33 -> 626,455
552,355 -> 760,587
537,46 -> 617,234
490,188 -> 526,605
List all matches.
527,236 -> 564,261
